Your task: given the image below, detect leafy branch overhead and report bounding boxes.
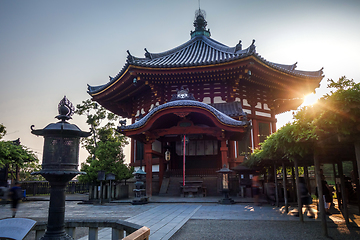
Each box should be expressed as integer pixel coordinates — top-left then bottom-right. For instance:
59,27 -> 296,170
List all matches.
245,76 -> 360,167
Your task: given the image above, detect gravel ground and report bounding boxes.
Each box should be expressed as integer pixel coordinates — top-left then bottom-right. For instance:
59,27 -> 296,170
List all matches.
170,219 -> 360,240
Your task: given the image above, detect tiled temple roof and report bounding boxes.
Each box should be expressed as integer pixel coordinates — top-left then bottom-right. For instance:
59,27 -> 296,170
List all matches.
210,101 -> 247,119
118,100 -> 249,131
88,9 -> 323,95
127,36 -> 255,67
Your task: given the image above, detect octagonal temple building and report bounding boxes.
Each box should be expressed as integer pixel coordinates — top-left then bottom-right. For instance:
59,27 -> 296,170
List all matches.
87,9 -> 323,197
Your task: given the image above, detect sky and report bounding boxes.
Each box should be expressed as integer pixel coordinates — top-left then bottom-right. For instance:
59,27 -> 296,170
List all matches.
1,0 -> 360,164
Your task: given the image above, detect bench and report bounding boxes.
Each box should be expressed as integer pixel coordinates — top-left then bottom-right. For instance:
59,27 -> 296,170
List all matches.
181,185 -> 201,197
180,181 -> 206,197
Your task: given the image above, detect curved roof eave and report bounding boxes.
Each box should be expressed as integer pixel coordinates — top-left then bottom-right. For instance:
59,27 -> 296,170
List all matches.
118,100 -> 249,132
88,62 -> 130,96
88,36 -> 323,96
254,53 -> 323,78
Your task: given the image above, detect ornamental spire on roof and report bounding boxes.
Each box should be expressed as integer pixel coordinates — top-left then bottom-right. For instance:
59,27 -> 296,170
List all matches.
190,8 -> 211,38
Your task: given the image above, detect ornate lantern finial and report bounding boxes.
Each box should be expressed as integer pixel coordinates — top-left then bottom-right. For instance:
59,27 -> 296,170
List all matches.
56,96 -> 75,121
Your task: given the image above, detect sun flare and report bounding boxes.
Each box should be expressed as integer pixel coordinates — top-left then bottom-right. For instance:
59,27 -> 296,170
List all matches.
302,93 -> 318,106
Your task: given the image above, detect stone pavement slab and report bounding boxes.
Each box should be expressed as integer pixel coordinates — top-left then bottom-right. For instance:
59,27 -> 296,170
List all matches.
79,204 -> 201,240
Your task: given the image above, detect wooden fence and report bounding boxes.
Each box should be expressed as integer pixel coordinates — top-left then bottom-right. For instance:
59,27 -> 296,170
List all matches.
21,181 -> 89,195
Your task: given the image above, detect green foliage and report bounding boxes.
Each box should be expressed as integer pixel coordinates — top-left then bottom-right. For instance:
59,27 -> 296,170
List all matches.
245,76 -> 360,168
313,77 -> 360,135
0,123 -> 6,139
245,122 -> 316,167
75,99 -> 133,183
19,158 -> 45,181
0,140 -> 39,180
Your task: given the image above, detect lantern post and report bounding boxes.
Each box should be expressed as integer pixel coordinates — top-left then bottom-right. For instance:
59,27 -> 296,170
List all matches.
217,164 -> 235,204
31,96 -> 91,240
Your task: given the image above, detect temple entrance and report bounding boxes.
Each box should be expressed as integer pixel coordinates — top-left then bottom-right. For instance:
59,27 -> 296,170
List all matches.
167,138 -> 220,176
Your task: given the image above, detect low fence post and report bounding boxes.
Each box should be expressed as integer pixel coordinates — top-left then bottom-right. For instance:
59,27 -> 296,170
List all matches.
89,227 -> 98,240
35,230 -> 45,240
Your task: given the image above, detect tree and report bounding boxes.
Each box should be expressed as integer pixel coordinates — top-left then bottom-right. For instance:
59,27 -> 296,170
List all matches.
0,123 -> 6,139
75,99 -> 133,183
0,125 -> 40,181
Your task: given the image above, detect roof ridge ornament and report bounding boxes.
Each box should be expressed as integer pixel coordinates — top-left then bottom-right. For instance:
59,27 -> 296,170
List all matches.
170,86 -> 196,101
248,39 -> 256,54
235,40 -> 242,52
190,8 -> 211,38
144,48 -> 152,59
127,50 -> 134,63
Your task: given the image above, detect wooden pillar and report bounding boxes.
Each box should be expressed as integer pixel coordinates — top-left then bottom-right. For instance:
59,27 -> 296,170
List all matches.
131,117 -> 136,165
352,159 -> 360,215
159,156 -> 165,191
333,163 -> 341,209
220,139 -> 228,167
250,100 -> 259,148
291,167 -> 296,201
354,141 -> 360,214
228,140 -> 235,161
274,162 -> 279,207
338,161 -> 349,224
271,108 -> 277,134
252,119 -> 259,148
282,163 -> 289,213
144,142 -> 153,198
304,166 -> 310,195
131,139 -> 135,165
294,159 -> 303,222
314,150 -> 328,237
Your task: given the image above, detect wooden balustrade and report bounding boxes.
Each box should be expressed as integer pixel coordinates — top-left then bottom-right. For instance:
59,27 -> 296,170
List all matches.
33,219 -> 149,240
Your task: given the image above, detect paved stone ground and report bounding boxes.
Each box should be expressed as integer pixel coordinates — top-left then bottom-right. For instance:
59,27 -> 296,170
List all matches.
170,220 -> 360,240
0,194 -> 359,240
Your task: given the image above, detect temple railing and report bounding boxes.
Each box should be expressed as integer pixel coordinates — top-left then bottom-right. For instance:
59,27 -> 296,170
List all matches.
33,219 -> 150,240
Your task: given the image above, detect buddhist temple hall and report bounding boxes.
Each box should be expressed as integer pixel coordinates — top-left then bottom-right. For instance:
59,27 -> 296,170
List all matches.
87,9 -> 323,197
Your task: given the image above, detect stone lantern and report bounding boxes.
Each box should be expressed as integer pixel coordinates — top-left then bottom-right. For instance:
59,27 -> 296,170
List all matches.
217,164 -> 235,204
132,168 -> 148,205
31,96 -> 91,240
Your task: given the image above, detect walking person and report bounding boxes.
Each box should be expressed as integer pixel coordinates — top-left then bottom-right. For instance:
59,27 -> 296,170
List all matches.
9,182 -> 22,218
320,174 -> 333,215
299,177 -> 315,218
